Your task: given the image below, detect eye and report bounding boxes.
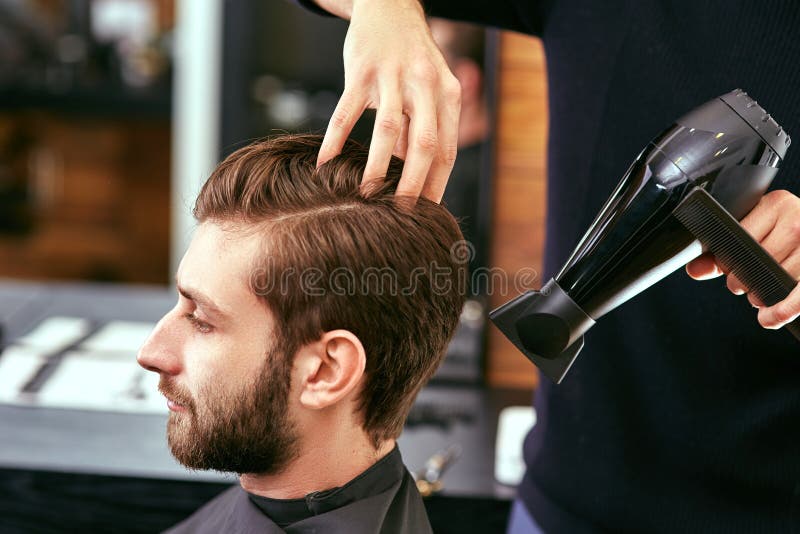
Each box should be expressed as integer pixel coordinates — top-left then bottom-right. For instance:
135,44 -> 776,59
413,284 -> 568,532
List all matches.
184,312 -> 213,334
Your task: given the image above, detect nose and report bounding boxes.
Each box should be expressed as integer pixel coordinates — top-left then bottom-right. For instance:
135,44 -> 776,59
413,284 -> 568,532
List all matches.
137,309 -> 183,376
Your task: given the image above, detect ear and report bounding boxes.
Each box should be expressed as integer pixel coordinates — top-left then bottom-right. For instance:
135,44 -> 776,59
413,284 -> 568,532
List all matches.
295,330 -> 366,410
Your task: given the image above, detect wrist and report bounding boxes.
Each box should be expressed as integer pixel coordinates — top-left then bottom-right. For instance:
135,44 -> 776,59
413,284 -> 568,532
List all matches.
313,0 -> 424,20
351,0 -> 424,19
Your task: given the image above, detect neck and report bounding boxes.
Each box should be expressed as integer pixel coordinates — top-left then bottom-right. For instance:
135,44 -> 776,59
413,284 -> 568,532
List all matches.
239,431 -> 396,499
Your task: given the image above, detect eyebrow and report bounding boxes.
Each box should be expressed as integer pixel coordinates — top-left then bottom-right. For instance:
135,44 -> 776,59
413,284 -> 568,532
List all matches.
175,277 -> 229,319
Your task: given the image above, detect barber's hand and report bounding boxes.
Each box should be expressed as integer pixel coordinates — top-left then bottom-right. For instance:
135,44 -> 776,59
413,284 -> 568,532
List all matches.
316,0 -> 461,203
686,189 -> 800,330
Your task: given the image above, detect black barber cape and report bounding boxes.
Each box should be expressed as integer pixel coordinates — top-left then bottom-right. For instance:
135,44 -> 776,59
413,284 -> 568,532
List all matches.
163,446 -> 432,534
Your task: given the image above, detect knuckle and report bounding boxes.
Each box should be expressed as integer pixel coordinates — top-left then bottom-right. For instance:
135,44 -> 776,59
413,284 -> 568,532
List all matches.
330,107 -> 353,129
787,218 -> 800,240
377,116 -> 402,136
398,175 -> 425,194
440,144 -> 458,166
407,172 -> 426,186
411,61 -> 438,83
442,77 -> 462,103
765,189 -> 794,206
771,303 -> 793,324
414,129 -> 439,153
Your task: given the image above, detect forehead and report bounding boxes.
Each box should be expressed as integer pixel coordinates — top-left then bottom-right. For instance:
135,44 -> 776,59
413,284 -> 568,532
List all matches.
178,222 -> 263,310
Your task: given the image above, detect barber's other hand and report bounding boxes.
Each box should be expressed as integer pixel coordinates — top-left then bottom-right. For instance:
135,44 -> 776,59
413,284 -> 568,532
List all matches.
316,0 -> 461,203
686,189 -> 800,330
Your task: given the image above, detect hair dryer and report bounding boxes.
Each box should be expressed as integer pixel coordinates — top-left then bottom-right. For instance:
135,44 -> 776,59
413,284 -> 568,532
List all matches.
490,89 -> 795,384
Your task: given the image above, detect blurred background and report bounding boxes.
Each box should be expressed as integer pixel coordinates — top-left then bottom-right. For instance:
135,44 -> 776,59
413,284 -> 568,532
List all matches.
0,1 -> 550,532
0,0 -> 173,283
0,0 -> 506,382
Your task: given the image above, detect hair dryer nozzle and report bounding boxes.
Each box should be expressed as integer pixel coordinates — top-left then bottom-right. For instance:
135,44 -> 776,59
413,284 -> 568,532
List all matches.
489,279 -> 595,383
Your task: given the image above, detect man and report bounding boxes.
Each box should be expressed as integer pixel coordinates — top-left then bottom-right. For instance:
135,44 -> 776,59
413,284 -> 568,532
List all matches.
137,134 -> 467,533
295,0 -> 800,532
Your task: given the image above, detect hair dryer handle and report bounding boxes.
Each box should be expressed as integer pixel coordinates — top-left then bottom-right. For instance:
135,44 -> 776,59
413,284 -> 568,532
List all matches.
673,187 -> 800,341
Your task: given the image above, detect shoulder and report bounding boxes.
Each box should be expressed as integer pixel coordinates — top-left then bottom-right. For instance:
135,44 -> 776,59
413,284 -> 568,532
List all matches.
378,469 -> 433,534
163,485 -> 281,534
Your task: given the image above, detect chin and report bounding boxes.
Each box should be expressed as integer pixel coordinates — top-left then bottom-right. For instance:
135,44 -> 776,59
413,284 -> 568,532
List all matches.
166,418 -> 298,475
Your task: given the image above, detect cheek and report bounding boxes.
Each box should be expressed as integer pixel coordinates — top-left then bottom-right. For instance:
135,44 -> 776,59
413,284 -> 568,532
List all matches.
184,334 -> 263,398
180,336 -> 230,398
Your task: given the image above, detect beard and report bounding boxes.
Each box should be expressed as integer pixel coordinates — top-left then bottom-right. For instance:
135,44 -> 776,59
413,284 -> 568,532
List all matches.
158,345 -> 299,475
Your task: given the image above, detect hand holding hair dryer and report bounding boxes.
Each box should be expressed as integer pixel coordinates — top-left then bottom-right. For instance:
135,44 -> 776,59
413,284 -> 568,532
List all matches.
490,89 -> 796,384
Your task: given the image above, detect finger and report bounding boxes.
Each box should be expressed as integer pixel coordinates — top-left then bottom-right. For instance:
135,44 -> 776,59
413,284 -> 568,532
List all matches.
318,91 -> 366,168
758,282 -> 800,329
745,251 -> 800,310
685,252 -> 724,280
726,273 -> 746,296
419,78 -> 461,203
725,195 -> 778,295
757,216 -> 800,266
782,250 -> 800,280
746,292 -> 765,308
392,115 -> 410,159
395,96 -> 439,200
727,213 -> 799,296
738,190 -> 783,242
362,89 -> 404,193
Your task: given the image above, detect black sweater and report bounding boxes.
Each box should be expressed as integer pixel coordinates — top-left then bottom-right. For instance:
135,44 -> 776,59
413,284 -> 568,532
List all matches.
421,1 -> 800,532
298,0 -> 800,532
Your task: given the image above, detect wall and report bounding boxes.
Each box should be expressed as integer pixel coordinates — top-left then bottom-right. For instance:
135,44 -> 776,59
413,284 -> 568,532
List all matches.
486,33 -> 548,389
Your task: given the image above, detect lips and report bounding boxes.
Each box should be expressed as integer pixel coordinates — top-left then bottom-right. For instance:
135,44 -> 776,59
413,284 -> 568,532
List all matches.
167,398 -> 187,412
159,379 -> 191,412
161,390 -> 189,412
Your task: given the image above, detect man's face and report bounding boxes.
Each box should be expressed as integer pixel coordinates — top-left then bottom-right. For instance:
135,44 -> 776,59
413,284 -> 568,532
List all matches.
137,222 -> 299,475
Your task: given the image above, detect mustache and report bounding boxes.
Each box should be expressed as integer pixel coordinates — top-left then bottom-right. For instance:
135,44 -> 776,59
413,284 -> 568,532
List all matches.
158,376 -> 195,410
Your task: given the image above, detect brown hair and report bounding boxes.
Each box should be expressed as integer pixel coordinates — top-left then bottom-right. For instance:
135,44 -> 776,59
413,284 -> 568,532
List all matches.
194,134 -> 467,446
